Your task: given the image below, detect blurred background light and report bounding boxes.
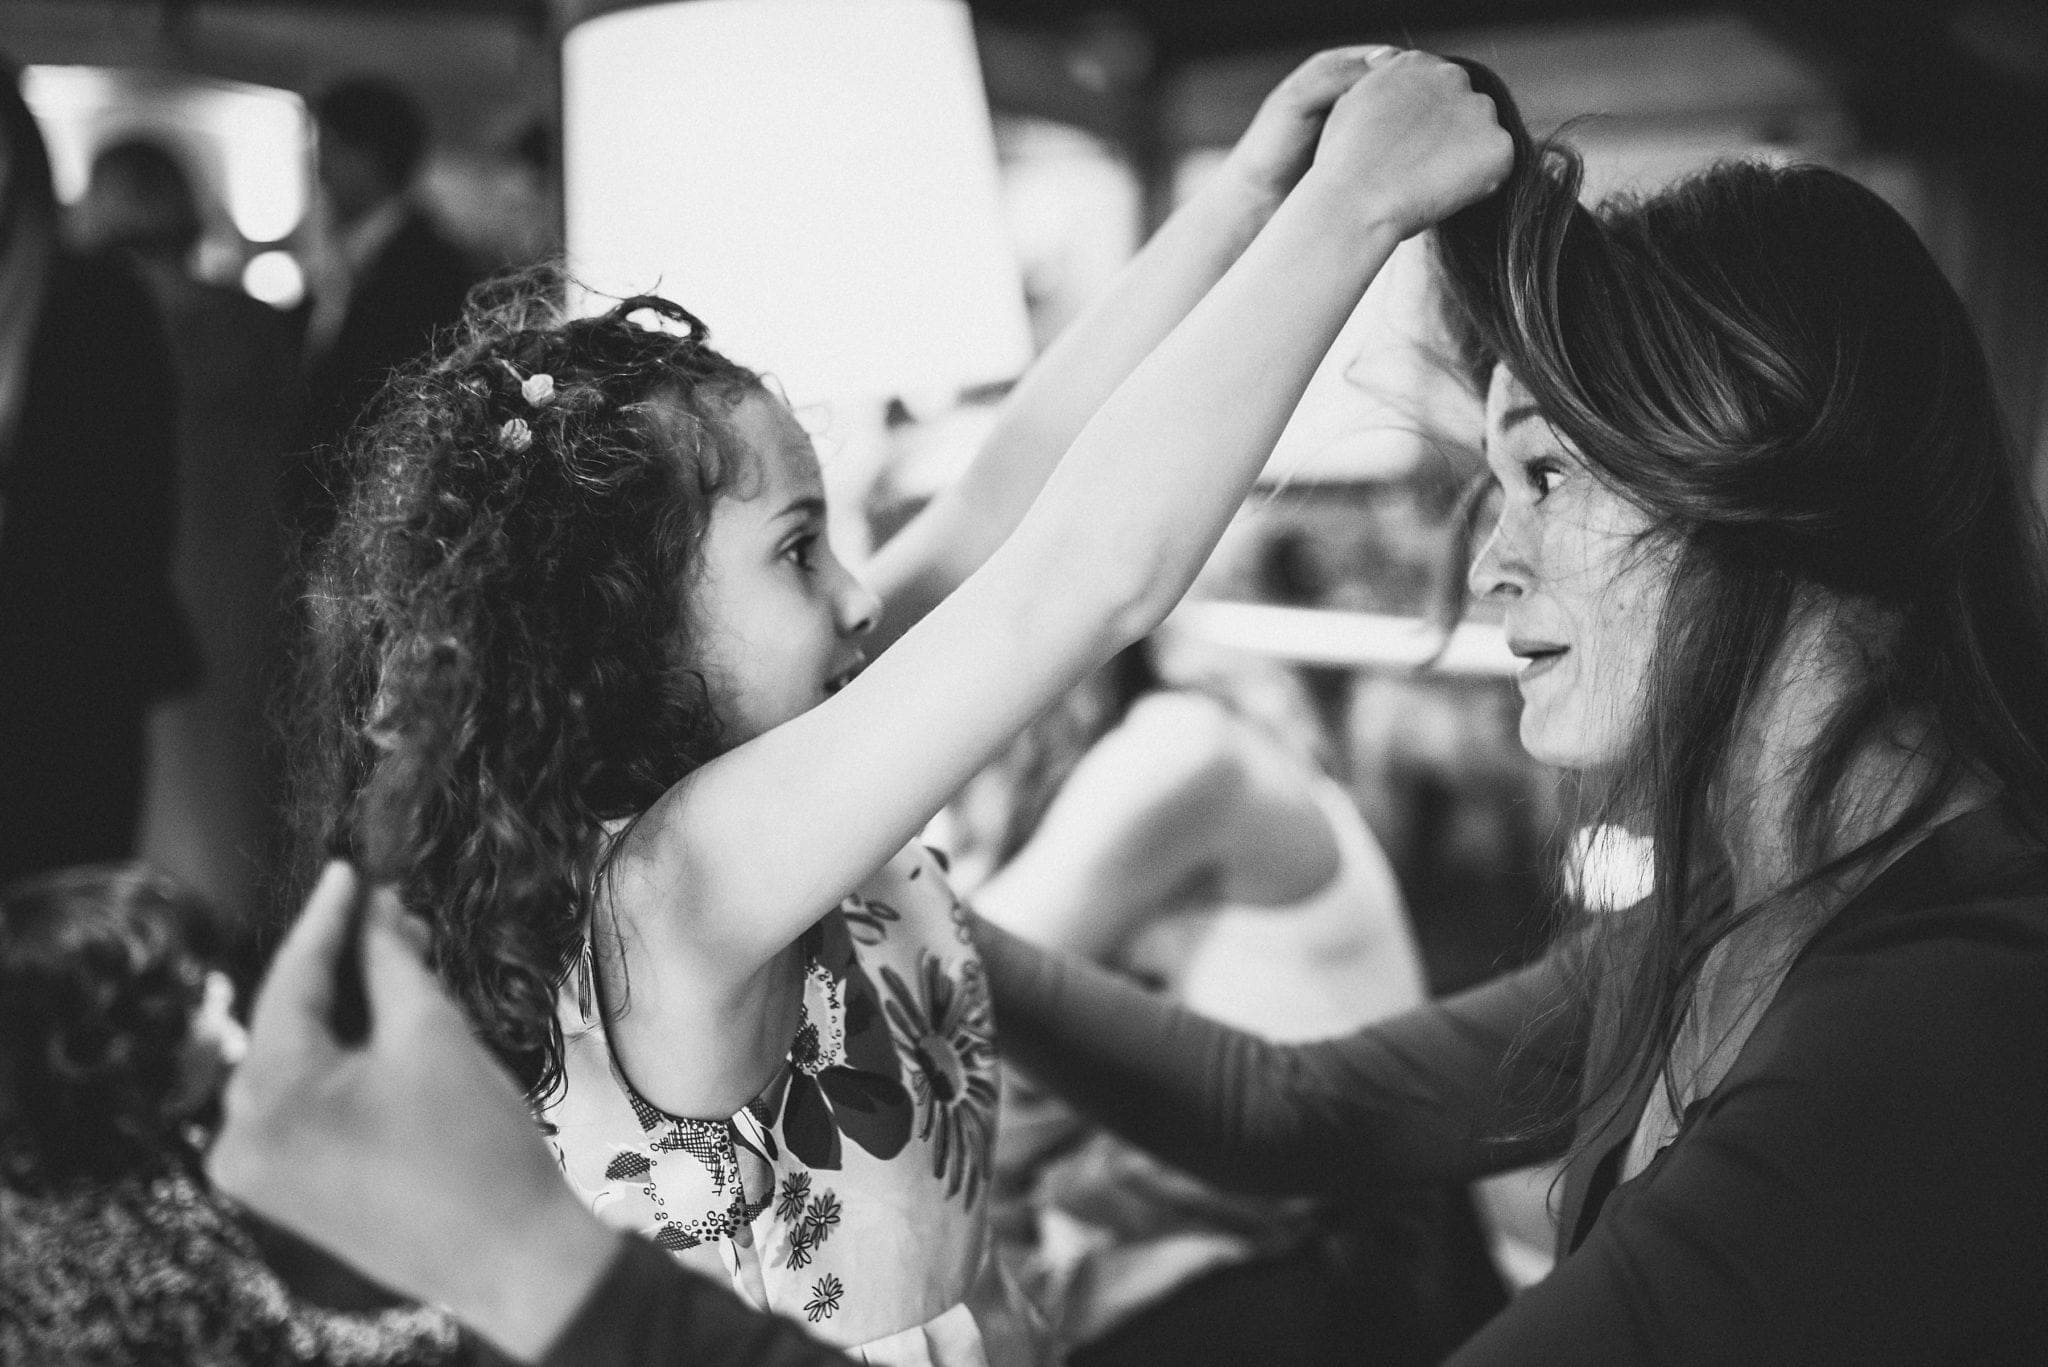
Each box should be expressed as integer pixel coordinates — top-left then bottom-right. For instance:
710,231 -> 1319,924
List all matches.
23,63 -> 310,282
239,248 -> 305,309
561,0 -> 1032,412
212,86 -> 307,243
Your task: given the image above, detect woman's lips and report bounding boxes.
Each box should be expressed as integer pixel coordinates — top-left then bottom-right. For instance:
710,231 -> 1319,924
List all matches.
1510,641 -> 1568,682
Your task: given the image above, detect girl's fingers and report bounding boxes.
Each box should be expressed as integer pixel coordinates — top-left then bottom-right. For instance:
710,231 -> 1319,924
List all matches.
1282,45 -> 1401,107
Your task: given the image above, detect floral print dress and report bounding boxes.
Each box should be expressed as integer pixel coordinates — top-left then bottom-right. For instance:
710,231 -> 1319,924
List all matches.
544,844 -> 1035,1367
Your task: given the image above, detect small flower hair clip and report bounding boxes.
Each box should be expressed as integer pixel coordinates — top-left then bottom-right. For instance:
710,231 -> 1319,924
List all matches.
521,372 -> 556,408
498,417 -> 533,453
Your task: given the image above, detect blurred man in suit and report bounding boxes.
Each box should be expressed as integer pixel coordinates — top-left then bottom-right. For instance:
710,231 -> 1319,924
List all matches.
292,76 -> 480,548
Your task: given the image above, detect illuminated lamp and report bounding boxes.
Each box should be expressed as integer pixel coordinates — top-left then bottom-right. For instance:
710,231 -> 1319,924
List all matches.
561,0 -> 1032,413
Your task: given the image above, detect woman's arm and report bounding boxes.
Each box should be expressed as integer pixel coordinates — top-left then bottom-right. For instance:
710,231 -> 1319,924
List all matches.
975,916 -> 1581,1196
642,55 -> 1513,969
862,47 -> 1397,655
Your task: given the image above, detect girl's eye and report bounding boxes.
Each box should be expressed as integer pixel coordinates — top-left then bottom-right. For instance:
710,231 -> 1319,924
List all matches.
784,535 -> 818,573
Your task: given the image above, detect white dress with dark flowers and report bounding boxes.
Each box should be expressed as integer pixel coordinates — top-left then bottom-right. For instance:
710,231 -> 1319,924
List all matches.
543,843 -> 1037,1367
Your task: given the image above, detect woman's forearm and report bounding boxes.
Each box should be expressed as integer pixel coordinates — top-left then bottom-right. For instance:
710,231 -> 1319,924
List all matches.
976,915 -> 1580,1195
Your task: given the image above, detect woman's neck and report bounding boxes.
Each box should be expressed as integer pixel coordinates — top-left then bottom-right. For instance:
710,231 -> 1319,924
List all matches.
1716,600 -> 1968,910
1685,602 -> 1986,1076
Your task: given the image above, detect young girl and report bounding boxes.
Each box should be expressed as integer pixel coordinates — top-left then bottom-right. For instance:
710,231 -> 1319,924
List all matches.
292,49 -> 1507,1366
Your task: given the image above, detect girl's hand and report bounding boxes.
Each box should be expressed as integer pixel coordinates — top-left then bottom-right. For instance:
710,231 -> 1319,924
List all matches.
1216,45 -> 1401,206
1305,50 -> 1513,242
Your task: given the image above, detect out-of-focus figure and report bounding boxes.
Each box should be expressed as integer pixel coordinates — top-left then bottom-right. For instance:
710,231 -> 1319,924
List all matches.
71,136 -> 300,944
959,636 -> 1504,1367
0,61 -> 196,888
0,863 -> 460,1364
292,75 -> 479,547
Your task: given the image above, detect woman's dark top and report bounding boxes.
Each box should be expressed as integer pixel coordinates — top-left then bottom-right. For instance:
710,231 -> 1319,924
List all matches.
535,1236 -> 855,1367
978,800 -> 2048,1365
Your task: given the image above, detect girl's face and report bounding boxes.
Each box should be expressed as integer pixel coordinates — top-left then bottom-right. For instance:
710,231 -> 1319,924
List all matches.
1468,367 -> 1673,770
684,391 -> 880,747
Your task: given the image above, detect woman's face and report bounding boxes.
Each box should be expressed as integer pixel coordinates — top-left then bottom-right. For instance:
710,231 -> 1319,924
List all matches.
1468,367 -> 1673,770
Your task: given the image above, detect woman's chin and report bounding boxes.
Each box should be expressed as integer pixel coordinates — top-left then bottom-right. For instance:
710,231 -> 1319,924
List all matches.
1517,712 -> 1613,771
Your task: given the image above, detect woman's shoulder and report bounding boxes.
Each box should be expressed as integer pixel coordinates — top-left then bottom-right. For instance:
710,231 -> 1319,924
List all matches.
1809,799 -> 2048,965
1752,802 -> 2048,1092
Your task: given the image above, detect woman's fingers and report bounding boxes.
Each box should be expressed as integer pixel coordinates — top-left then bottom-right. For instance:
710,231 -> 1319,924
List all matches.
358,886 -> 460,1042
251,859 -> 359,1041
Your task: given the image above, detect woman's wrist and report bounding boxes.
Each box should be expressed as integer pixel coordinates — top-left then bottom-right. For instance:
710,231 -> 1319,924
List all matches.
439,1189 -> 625,1363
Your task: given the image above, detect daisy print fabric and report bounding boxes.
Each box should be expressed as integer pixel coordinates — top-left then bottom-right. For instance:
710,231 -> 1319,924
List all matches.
543,843 -> 1008,1365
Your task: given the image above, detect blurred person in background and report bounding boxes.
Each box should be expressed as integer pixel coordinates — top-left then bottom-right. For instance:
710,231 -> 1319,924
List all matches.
0,863 -> 459,1365
293,75 -> 479,549
71,136 -> 300,947
0,59 -> 196,888
959,634 -> 1505,1366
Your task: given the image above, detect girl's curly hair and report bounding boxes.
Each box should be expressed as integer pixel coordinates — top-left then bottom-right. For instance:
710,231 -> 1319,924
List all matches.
0,864 -> 216,1187
287,267 -> 766,1104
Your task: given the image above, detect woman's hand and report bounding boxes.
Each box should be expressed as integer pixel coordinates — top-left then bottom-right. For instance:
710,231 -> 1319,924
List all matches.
1216,45 -> 1402,207
208,862 -> 618,1363
1304,50 -> 1513,242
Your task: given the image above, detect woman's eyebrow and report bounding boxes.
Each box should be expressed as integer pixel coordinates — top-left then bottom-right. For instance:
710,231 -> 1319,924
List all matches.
1499,403 -> 1544,432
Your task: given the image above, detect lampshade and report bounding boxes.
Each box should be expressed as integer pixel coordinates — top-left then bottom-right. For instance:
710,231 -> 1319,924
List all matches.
562,0 -> 1033,410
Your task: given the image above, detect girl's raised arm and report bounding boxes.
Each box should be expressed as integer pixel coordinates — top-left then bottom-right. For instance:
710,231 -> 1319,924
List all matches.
863,47 -> 1396,653
639,53 -> 1511,968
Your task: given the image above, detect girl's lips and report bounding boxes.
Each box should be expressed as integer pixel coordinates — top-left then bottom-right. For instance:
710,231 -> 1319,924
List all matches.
824,658 -> 866,695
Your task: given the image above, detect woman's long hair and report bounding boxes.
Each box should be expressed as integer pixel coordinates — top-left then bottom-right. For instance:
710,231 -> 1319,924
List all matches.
289,272 -> 764,1103
1435,61 -> 2048,1143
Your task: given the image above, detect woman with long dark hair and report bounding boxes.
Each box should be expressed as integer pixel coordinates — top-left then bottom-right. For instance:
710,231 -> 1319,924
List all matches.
973,69 -> 2048,1363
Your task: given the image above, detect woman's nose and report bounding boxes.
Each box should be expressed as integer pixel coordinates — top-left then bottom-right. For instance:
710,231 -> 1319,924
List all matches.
1468,512 -> 1530,601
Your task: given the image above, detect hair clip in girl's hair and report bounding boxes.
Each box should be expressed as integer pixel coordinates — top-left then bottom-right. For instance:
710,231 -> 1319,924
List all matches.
498,417 -> 533,453
521,372 -> 556,408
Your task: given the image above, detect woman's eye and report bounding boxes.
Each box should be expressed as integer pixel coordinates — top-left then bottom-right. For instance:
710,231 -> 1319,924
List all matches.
784,535 -> 818,572
1526,461 -> 1565,499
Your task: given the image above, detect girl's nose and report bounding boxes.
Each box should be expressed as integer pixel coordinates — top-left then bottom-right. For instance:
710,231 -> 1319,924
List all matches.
838,571 -> 881,638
